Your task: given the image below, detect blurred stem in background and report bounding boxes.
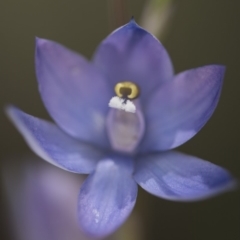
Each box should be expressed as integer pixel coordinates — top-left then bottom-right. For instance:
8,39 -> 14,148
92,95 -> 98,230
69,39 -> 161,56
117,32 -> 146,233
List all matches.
140,0 -> 176,40
108,0 -> 129,30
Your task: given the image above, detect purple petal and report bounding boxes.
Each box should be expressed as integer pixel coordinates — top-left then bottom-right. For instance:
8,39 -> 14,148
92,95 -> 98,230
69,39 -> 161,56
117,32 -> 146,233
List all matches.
6,106 -> 104,173
141,65 -> 225,151
78,155 -> 137,238
93,19 -> 173,102
35,38 -> 112,148
134,151 -> 236,201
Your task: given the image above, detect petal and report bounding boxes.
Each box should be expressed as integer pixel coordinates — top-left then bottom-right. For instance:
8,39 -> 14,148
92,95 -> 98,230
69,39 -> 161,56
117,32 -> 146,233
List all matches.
35,38 -> 112,148
6,106 -> 104,173
141,65 -> 225,151
78,155 -> 137,238
93,19 -> 173,102
134,151 -> 237,201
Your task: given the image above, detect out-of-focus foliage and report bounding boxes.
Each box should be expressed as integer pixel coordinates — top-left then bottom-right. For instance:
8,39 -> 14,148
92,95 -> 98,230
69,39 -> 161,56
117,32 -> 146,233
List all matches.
140,0 -> 176,39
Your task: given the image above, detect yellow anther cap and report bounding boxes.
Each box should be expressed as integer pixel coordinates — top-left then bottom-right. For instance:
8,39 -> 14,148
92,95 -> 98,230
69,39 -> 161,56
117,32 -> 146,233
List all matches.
114,81 -> 139,100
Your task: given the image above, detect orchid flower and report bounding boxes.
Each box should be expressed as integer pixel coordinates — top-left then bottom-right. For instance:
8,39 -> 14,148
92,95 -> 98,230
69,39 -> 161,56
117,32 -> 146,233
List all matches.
6,19 -> 236,238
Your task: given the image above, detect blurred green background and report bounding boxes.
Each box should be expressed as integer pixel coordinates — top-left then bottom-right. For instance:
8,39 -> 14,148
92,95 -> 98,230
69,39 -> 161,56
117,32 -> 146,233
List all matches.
0,0 -> 239,239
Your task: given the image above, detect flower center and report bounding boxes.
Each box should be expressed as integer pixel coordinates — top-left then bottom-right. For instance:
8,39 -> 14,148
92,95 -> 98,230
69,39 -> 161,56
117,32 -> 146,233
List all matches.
108,81 -> 140,113
106,81 -> 145,154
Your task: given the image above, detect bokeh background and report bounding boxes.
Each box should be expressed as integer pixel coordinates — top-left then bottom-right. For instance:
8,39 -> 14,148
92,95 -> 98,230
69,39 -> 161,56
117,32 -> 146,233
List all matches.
0,0 -> 240,239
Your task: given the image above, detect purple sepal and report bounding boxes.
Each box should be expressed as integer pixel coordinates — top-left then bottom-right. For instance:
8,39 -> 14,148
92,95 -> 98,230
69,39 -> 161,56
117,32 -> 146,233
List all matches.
134,151 -> 237,201
142,65 -> 225,151
78,154 -> 137,238
6,106 -> 104,174
35,38 -> 112,148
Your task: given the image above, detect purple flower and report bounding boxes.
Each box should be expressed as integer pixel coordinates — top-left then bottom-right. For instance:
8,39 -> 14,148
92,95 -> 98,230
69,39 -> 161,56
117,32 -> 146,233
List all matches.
6,19 -> 236,238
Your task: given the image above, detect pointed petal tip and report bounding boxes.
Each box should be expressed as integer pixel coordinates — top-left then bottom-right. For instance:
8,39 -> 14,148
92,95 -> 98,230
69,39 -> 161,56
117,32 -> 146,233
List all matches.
187,64 -> 226,78
127,16 -> 140,28
35,37 -> 48,54
35,36 -> 46,45
207,64 -> 226,73
5,104 -> 18,123
201,64 -> 226,81
217,64 -> 226,70
203,64 -> 226,86
35,37 -> 55,50
130,16 -> 136,23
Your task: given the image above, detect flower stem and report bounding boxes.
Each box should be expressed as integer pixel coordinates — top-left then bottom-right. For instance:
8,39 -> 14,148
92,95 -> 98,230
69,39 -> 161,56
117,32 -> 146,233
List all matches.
108,0 -> 128,31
